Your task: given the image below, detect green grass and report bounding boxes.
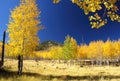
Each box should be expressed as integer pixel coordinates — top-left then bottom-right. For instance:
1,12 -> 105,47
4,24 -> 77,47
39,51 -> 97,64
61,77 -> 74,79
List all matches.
1,59 -> 120,81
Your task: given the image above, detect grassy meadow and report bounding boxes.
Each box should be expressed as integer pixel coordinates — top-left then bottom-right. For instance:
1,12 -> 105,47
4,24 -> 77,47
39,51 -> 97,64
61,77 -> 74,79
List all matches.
0,59 -> 120,81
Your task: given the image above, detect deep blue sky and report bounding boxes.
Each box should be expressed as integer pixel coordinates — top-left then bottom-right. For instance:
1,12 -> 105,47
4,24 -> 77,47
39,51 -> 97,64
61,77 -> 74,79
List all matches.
0,0 -> 120,44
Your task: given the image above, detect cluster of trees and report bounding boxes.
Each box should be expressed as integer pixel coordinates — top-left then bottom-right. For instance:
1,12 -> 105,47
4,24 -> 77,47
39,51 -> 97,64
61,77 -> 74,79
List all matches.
35,35 -> 77,60
35,36 -> 120,61
77,39 -> 120,60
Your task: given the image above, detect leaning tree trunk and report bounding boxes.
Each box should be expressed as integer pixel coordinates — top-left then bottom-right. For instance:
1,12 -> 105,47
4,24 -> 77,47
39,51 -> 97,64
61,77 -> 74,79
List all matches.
1,31 -> 6,66
18,55 -> 23,75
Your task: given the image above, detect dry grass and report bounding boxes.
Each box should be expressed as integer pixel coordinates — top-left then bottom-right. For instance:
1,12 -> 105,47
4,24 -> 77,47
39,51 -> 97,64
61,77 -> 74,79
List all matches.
1,58 -> 120,81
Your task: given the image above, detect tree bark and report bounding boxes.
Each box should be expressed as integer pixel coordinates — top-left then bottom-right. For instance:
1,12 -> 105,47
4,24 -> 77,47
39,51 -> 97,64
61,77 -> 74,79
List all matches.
106,60 -> 109,66
18,55 -> 23,75
1,31 -> 6,66
91,60 -> 94,67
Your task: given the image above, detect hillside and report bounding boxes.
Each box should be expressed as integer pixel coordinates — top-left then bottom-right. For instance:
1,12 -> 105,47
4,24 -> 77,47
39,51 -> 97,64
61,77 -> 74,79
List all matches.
36,40 -> 62,51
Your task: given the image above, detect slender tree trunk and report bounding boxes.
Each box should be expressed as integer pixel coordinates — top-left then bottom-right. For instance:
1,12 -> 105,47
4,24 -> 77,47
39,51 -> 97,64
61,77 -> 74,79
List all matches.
1,31 -> 6,66
91,60 -> 94,67
84,59 -> 86,66
18,55 -> 23,75
70,60 -> 74,66
99,58 -> 102,66
96,60 -> 98,65
58,59 -> 60,64
106,60 -> 109,66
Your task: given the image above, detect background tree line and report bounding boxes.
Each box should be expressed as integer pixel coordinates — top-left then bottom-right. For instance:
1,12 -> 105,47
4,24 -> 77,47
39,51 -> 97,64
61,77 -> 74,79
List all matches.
34,35 -> 120,64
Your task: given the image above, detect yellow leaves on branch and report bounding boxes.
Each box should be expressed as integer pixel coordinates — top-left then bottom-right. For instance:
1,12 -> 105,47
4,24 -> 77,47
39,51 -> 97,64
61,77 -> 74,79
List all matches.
89,13 -> 107,28
107,11 -> 120,22
53,0 -> 120,28
71,0 -> 120,28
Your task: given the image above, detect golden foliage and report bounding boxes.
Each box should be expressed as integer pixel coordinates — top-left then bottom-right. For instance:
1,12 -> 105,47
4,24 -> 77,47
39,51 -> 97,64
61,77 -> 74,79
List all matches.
7,0 -> 41,57
34,39 -> 120,60
77,44 -> 88,59
53,0 -> 120,28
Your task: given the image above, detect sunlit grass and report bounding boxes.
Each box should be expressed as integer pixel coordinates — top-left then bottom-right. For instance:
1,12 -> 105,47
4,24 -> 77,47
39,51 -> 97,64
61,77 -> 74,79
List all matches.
1,58 -> 120,81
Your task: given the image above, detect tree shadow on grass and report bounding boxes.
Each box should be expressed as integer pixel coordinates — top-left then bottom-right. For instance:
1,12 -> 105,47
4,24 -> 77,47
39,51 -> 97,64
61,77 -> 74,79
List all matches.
0,68 -> 40,77
0,68 -> 120,80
